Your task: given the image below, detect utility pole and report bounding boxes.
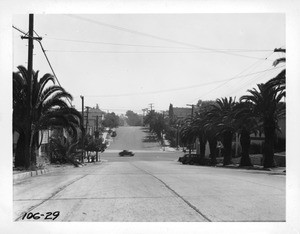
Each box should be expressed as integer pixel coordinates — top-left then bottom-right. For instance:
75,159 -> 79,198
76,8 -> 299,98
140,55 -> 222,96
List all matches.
186,104 -> 195,118
142,108 -> 148,126
95,115 -> 99,162
186,104 -> 195,155
80,95 -> 84,163
20,15 -> 43,168
85,106 -> 90,134
27,14 -> 34,167
149,103 -> 154,111
21,14 -> 35,168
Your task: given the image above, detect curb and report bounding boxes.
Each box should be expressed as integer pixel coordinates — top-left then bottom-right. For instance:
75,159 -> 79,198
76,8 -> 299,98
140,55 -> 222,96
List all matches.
13,161 -> 105,181
13,168 -> 51,181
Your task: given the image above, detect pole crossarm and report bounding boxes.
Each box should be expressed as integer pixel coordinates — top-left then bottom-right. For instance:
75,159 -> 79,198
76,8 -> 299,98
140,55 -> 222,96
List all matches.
21,35 -> 43,41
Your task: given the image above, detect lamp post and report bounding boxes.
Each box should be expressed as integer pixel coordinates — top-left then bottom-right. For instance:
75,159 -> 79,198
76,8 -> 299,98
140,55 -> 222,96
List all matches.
176,124 -> 179,150
186,104 -> 195,155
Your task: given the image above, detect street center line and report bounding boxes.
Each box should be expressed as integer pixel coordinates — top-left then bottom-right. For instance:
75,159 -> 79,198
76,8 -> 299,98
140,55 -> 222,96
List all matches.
130,162 -> 212,222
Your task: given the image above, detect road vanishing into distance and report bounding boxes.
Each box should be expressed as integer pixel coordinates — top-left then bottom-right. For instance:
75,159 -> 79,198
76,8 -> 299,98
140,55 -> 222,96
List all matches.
14,126 -> 285,222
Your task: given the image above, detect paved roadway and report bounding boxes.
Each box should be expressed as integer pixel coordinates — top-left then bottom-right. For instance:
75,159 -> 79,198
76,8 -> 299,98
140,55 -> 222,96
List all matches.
13,126 -> 285,222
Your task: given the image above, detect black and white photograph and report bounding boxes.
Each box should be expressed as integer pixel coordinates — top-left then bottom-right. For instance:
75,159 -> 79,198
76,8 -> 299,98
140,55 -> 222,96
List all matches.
1,1 -> 300,233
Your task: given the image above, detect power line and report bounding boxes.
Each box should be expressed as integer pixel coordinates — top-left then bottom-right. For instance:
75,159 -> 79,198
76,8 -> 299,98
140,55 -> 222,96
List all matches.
44,36 -> 273,53
13,24 -> 72,106
12,25 -> 27,35
45,49 -> 274,59
75,65 -> 284,98
227,67 -> 282,98
65,15 -> 274,61
190,51 -> 276,102
37,40 -> 73,106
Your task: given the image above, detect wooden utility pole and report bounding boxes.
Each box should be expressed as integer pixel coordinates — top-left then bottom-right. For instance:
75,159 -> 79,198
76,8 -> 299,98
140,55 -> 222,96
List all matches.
27,14 -> 34,102
27,14 -> 34,166
186,104 -> 195,118
186,104 -> 195,155
21,14 -> 35,168
21,14 -> 43,168
95,115 -> 99,162
142,108 -> 147,126
85,106 -> 90,134
149,103 -> 154,111
80,95 -> 84,163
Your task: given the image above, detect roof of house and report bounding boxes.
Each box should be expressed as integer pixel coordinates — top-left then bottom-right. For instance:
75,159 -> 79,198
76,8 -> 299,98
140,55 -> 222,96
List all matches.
172,107 -> 192,118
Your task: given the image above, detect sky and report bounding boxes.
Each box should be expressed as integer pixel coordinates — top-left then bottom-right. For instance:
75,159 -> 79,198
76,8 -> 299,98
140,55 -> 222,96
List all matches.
12,14 -> 285,114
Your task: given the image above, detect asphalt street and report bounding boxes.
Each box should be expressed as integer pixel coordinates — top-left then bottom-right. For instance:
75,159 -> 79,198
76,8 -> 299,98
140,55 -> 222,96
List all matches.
13,126 -> 285,222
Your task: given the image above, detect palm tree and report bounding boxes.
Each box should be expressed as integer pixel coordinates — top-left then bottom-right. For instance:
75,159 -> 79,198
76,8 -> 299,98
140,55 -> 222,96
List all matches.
13,65 -> 83,169
204,97 -> 237,166
266,48 -> 286,90
234,101 -> 260,167
180,117 -> 196,152
191,112 -> 207,159
49,136 -> 82,166
241,82 -> 285,168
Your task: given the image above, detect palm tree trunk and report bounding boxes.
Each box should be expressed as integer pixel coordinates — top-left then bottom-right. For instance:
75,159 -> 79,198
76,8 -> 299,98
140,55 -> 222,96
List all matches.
199,136 -> 206,159
223,131 -> 233,166
239,129 -> 253,167
208,137 -> 217,165
24,131 -> 31,169
263,123 -> 276,168
15,131 -> 26,168
30,133 -> 38,168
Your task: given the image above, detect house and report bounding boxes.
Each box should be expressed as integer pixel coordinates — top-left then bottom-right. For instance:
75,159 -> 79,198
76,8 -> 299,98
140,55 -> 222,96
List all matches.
84,106 -> 106,136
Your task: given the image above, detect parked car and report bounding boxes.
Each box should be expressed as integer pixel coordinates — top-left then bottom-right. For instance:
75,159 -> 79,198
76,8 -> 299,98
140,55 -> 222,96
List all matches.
119,150 -> 134,157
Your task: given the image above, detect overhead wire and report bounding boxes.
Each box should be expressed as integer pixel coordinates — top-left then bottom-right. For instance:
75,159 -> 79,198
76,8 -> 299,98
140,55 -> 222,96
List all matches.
44,36 -> 273,53
74,65 -> 284,98
65,15 -> 274,61
224,50 -> 285,98
226,65 -> 285,98
12,25 -> 27,35
189,51 -> 276,102
13,25 -> 72,106
45,49 -> 274,59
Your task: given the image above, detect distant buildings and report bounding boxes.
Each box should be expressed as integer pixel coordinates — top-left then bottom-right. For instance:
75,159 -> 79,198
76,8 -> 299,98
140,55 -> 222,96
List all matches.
168,103 -> 199,119
84,106 -> 106,135
172,107 -> 193,119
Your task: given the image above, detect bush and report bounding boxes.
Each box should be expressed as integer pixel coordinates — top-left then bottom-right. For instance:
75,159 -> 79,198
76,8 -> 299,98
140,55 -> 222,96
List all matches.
178,154 -> 211,166
274,137 -> 285,153
165,127 -> 177,147
231,142 -> 242,158
249,142 -> 263,154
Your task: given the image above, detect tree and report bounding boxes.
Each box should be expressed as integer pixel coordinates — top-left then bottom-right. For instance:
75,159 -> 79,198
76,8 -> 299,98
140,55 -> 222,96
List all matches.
143,110 -> 167,143
84,135 -> 106,162
180,117 -> 197,151
49,136 -> 82,167
168,103 -> 175,125
13,65 -> 83,169
241,82 -> 285,168
126,110 -> 142,126
102,112 -> 119,128
234,101 -> 260,167
266,48 -> 286,91
204,97 -> 237,166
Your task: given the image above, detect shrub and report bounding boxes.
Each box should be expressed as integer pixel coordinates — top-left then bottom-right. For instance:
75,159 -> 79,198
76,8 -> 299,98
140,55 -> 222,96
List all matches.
249,142 -> 263,154
274,137 -> 285,153
178,154 -> 212,166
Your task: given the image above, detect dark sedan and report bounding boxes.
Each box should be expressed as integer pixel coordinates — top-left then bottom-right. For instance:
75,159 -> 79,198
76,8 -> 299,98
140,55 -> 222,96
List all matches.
119,150 -> 135,157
